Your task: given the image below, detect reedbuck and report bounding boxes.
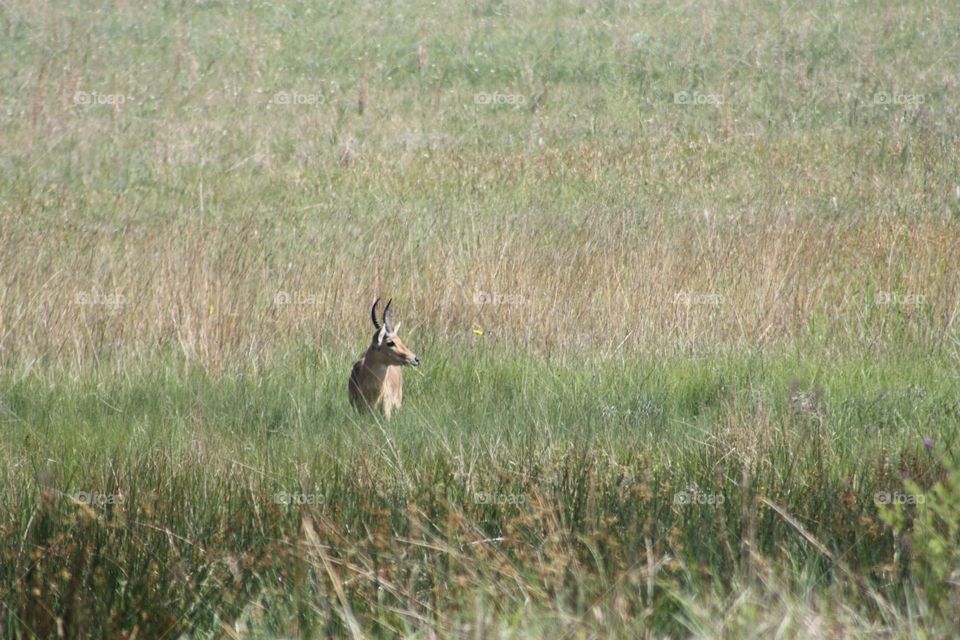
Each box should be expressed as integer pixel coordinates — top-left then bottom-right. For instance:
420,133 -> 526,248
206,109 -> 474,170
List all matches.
348,298 -> 420,418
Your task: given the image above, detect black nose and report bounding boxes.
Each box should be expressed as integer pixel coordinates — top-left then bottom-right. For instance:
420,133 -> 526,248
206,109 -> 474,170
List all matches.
412,357 -> 420,366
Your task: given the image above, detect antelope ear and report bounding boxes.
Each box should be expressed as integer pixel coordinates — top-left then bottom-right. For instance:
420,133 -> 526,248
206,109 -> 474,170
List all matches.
392,321 -> 402,333
375,325 -> 387,346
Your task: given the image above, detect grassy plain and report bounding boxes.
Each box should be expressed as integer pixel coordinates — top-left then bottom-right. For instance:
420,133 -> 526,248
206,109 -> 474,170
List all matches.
1,0 -> 959,637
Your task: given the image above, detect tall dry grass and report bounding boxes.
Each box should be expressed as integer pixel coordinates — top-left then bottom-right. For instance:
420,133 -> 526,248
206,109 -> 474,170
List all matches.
3,199 -> 958,368
2,0 -> 958,368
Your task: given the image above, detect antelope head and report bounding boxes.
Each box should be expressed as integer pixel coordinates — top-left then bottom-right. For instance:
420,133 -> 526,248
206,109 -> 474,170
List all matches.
369,297 -> 420,367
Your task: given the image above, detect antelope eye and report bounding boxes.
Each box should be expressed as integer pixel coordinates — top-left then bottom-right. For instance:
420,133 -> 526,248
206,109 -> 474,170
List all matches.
386,341 -> 395,347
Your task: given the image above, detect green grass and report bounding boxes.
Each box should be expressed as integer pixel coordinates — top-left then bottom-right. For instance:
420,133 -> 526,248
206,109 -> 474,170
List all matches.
2,341 -> 958,637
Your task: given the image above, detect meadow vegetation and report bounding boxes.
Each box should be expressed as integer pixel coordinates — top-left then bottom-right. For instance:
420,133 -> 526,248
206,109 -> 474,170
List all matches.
1,0 -> 959,637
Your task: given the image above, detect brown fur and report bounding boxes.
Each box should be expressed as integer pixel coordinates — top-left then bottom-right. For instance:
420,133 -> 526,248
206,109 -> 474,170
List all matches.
348,301 -> 419,418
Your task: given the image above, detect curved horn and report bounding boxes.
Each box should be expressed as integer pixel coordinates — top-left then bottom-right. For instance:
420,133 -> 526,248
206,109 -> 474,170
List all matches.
370,297 -> 381,330
382,298 -> 393,332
